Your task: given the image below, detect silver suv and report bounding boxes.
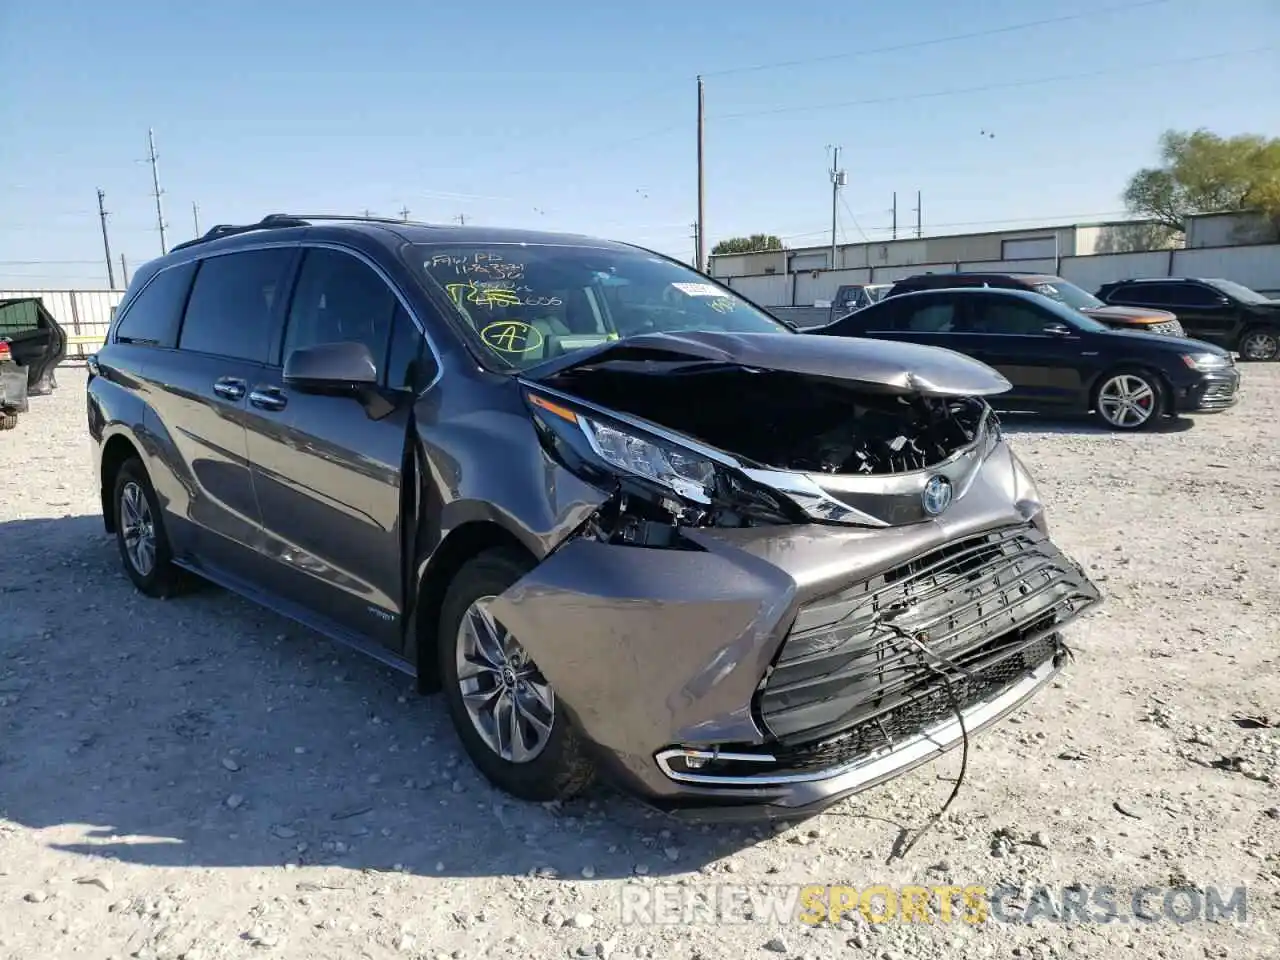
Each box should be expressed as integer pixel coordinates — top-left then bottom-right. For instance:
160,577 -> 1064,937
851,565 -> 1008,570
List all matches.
87,214 -> 1101,818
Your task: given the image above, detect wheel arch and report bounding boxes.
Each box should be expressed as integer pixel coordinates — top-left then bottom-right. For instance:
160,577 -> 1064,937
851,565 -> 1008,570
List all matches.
100,433 -> 143,534
408,520 -> 537,694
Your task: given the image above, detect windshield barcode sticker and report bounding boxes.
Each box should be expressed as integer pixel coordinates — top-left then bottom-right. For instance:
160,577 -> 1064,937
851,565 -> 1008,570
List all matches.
671,282 -> 727,297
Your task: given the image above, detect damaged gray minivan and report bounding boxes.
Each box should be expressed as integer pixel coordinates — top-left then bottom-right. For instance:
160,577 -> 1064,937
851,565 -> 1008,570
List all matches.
87,215 -> 1102,818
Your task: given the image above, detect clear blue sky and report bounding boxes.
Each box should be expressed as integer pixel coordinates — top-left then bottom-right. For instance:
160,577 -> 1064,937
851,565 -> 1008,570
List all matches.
2,0 -> 1277,288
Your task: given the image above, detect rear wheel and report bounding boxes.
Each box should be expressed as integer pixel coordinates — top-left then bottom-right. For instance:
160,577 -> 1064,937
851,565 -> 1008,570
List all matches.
112,457 -> 187,597
1239,327 -> 1280,362
1093,369 -> 1164,431
0,412 -> 17,431
438,547 -> 595,803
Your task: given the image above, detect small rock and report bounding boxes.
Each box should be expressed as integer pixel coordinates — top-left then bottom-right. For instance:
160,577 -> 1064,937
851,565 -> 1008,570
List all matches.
568,913 -> 595,929
633,864 -> 649,876
74,875 -> 114,893
764,937 -> 788,953
24,891 -> 48,903
221,757 -> 240,772
1265,807 -> 1280,820
1113,800 -> 1145,820
225,793 -> 245,810
1028,831 -> 1049,849
581,866 -> 596,879
396,934 -> 415,952
272,825 -> 298,839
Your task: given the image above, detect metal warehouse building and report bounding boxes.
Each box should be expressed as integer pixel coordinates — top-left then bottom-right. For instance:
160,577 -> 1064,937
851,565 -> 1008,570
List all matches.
708,212 -> 1280,308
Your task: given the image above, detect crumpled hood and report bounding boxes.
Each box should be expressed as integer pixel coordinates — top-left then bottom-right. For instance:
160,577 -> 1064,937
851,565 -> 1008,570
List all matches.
522,330 -> 1012,397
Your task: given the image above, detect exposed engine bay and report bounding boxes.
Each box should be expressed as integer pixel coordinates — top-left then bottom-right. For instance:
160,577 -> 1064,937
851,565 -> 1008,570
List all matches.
542,362 -> 990,475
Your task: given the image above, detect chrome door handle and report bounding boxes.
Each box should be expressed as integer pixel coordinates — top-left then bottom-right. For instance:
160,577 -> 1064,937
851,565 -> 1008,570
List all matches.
249,388 -> 287,411
213,377 -> 246,400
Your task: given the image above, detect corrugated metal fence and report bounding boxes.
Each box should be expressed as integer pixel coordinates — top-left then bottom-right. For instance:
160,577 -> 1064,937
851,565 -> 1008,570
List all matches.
0,288 -> 124,361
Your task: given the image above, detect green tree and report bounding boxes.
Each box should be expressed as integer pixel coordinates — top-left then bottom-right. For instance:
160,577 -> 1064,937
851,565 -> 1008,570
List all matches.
711,234 -> 785,255
1123,129 -> 1280,232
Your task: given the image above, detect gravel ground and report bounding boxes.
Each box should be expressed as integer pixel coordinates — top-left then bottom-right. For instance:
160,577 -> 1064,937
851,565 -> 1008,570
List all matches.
1,366 -> 1277,960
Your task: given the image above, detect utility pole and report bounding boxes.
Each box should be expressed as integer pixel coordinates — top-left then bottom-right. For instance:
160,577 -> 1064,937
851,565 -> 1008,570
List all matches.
192,201 -> 200,236
690,222 -> 700,268
913,190 -> 922,238
891,192 -> 898,240
399,205 -> 410,221
828,145 -> 846,268
454,213 -> 466,225
120,253 -> 130,287
147,128 -> 168,254
97,189 -> 116,290
362,209 -> 372,217
695,75 -> 706,274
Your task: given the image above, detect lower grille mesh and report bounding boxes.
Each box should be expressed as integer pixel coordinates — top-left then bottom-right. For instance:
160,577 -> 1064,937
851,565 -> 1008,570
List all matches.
756,523 -> 1100,746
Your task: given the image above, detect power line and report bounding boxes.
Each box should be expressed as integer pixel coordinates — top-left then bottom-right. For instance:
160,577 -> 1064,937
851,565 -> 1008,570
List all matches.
714,46 -> 1275,121
701,0 -> 1173,77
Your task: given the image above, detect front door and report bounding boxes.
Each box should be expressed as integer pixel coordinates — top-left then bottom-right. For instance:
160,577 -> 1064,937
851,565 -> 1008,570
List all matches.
244,246 -> 431,652
952,294 -> 1084,407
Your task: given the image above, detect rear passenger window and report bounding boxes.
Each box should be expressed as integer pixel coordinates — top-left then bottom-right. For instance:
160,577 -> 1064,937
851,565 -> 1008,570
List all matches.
178,249 -> 294,363
114,261 -> 197,348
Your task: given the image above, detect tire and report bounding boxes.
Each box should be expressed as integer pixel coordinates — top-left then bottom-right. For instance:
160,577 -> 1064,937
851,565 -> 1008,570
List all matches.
0,412 -> 17,431
437,547 -> 595,803
1092,368 -> 1165,431
112,457 -> 187,598
1238,327 -> 1280,362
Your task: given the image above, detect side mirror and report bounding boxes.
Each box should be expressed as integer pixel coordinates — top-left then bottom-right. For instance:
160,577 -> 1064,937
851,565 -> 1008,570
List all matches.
1043,322 -> 1073,336
283,341 -> 377,393
1215,295 -> 1230,306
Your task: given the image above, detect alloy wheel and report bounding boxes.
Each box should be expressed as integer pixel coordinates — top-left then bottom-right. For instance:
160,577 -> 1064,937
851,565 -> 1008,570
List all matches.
120,481 -> 157,576
455,596 -> 555,763
1097,374 -> 1156,428
1240,331 -> 1279,361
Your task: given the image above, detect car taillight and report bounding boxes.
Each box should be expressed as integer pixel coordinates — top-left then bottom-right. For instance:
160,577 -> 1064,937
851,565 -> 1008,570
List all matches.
0,340 -> 11,361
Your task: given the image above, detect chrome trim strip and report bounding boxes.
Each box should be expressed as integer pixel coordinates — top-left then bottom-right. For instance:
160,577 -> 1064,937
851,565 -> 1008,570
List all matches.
654,655 -> 1056,787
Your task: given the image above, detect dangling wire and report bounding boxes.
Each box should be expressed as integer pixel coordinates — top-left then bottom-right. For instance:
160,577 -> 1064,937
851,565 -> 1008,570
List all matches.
879,621 -> 977,864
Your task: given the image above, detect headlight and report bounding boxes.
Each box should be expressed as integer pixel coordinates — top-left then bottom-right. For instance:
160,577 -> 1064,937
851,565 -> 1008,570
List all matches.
579,418 -> 716,503
524,390 -> 802,529
526,391 -> 718,503
1181,352 -> 1231,371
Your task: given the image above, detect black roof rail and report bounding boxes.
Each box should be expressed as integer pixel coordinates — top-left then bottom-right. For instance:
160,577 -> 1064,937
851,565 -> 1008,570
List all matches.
167,213 -> 444,254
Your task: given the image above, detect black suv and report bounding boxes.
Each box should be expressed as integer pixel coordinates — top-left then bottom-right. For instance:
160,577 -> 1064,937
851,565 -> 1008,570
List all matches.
1095,277 -> 1280,361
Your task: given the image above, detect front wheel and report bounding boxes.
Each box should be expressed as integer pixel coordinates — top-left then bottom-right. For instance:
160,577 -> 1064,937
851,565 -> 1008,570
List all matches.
1093,369 -> 1164,431
437,547 -> 595,803
1239,327 -> 1280,362
0,412 -> 17,431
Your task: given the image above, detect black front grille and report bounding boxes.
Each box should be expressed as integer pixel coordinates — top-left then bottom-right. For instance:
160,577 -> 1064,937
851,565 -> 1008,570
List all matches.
756,524 -> 1100,745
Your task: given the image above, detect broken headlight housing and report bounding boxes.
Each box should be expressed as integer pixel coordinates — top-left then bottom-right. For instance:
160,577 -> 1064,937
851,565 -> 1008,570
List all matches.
524,390 -> 803,537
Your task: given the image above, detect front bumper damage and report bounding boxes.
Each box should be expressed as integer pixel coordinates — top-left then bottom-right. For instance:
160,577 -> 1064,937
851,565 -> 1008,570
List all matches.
489,442 -> 1102,819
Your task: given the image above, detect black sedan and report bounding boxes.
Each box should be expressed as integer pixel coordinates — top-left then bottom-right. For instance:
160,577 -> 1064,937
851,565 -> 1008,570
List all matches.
813,287 -> 1239,430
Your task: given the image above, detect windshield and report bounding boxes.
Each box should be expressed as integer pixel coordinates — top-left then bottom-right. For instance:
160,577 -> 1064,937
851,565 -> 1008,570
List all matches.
1032,279 -> 1105,310
410,242 -> 789,370
1202,278 -> 1269,304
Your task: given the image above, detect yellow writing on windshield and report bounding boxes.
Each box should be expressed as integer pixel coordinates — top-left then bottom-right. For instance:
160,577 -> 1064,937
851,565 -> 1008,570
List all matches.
447,282 -> 523,309
481,320 -> 545,354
